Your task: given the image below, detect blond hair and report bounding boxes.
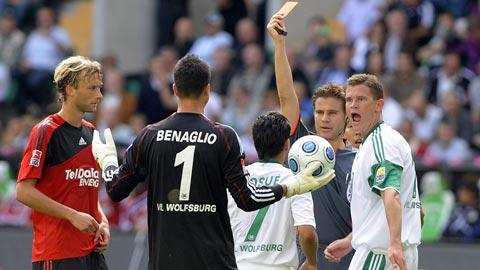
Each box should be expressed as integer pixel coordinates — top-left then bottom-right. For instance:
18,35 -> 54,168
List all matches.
54,56 -> 102,101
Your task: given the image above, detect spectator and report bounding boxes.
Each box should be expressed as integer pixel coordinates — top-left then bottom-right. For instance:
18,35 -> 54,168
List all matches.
405,90 -> 443,143
292,80 -> 314,129
382,87 -> 404,130
216,0 -> 247,36
18,6 -> 71,110
398,118 -> 426,157
136,47 -> 178,124
233,17 -> 259,59
364,50 -> 386,77
301,16 -> 336,80
222,84 -> 258,137
337,0 -> 384,42
455,16 -> 480,73
417,13 -> 458,70
384,9 -> 408,71
0,8 -> 25,69
173,17 -> 194,57
383,51 -> 426,106
210,46 -> 235,98
441,91 -> 472,142
189,11 -> 233,66
425,51 -> 474,107
423,120 -> 472,165
443,180 -> 480,241
227,43 -> 272,119
389,0 -> 435,51
351,20 -> 386,71
155,0 -> 188,48
316,44 -> 356,86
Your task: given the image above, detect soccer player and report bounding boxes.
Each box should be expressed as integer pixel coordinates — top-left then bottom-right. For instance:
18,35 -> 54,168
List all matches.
91,54 -> 335,270
228,112 -> 318,270
326,74 -> 421,270
268,14 -> 355,270
345,118 -> 362,150
16,56 -> 110,270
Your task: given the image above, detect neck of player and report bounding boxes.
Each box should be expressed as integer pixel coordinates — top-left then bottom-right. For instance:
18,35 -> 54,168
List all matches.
58,103 -> 84,127
330,136 -> 346,153
176,98 -> 206,114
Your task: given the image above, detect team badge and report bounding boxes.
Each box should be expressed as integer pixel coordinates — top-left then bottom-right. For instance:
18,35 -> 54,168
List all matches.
29,150 -> 42,167
375,167 -> 385,183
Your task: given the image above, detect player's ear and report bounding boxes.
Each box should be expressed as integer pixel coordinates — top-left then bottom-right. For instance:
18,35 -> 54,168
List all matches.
65,84 -> 75,98
172,83 -> 179,97
375,98 -> 384,113
204,83 -> 211,96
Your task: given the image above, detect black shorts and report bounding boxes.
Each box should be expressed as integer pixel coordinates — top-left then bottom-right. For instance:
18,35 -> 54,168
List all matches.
32,252 -> 108,270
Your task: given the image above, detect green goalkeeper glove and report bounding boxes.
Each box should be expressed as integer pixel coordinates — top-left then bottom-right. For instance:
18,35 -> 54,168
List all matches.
284,162 -> 335,197
92,128 -> 118,182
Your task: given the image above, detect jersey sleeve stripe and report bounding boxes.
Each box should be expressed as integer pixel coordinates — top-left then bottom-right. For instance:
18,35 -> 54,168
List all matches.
249,195 -> 276,202
378,126 -> 385,160
246,181 -> 275,198
372,130 -> 381,162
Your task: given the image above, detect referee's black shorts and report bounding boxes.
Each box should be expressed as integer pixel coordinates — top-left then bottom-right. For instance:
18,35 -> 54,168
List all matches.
32,252 -> 107,270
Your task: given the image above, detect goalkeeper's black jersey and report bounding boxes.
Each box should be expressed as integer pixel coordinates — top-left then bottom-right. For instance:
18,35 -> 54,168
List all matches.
106,112 -> 283,270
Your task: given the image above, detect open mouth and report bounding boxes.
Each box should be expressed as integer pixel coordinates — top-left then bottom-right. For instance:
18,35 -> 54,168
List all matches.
351,113 -> 361,123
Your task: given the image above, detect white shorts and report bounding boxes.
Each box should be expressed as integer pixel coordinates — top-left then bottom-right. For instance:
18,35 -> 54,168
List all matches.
237,260 -> 294,270
348,245 -> 418,270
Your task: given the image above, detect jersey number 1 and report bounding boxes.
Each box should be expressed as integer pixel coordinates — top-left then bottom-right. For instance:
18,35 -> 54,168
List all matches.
174,145 -> 195,201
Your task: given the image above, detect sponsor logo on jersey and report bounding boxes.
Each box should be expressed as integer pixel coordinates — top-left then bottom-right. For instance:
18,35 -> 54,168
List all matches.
29,150 -> 42,167
375,167 -> 385,183
78,137 -> 87,146
65,167 -> 100,187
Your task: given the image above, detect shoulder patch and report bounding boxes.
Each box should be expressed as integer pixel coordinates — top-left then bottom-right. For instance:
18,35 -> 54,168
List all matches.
375,167 -> 385,183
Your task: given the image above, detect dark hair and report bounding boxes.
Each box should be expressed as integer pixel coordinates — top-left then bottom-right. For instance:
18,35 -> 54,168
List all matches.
173,54 -> 210,98
312,83 -> 346,113
346,73 -> 384,100
252,111 -> 291,160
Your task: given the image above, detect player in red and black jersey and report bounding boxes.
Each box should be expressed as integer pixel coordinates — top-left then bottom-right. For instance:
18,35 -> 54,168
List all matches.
17,56 -> 110,270
92,54 -> 334,270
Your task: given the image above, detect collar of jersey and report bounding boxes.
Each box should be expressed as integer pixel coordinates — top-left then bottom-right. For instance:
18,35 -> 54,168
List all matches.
361,120 -> 384,144
257,159 -> 283,165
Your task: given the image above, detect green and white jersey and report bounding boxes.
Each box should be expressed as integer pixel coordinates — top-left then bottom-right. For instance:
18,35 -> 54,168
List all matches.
350,121 -> 421,251
227,161 -> 315,269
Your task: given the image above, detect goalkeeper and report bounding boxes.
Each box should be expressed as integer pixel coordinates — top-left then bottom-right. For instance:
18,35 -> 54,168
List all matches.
92,54 -> 335,270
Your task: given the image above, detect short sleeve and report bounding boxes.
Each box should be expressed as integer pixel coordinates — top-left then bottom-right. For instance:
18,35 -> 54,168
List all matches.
290,190 -> 316,228
368,160 -> 403,195
17,123 -> 52,182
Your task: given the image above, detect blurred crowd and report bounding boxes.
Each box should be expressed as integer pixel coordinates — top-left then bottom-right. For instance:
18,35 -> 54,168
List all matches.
0,0 -> 480,241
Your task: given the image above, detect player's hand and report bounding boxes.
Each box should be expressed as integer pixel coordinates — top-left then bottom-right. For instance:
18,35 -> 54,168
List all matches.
324,237 -> 353,263
388,241 -> 406,270
94,221 -> 110,253
92,128 -> 118,181
267,13 -> 286,42
298,261 -> 316,270
68,211 -> 99,233
284,162 -> 335,197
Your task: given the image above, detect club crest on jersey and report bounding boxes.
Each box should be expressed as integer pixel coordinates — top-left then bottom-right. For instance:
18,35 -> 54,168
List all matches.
376,167 -> 385,183
29,150 -> 42,167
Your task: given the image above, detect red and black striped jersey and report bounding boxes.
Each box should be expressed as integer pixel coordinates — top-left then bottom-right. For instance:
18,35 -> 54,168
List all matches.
18,114 -> 101,262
